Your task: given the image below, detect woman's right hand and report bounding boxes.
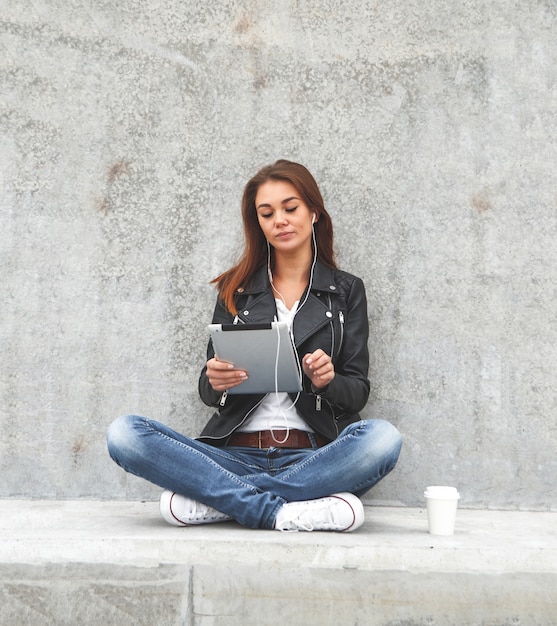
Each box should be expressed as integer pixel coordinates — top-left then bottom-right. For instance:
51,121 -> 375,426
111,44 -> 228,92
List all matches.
205,357 -> 248,392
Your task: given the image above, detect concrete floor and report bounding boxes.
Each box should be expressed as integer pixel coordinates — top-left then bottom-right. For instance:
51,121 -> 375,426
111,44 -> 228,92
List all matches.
1,500 -> 556,625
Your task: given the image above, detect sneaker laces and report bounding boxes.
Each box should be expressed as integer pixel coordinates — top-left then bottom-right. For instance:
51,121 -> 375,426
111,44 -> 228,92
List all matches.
278,514 -> 314,532
276,496 -> 353,532
161,490 -> 231,525
181,499 -> 228,523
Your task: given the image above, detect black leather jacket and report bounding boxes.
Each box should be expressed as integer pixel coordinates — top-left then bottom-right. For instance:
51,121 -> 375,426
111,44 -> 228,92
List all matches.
197,260 -> 370,444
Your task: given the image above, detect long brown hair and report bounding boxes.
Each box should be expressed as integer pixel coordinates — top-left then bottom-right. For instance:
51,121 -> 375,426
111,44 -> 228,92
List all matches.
212,160 -> 337,315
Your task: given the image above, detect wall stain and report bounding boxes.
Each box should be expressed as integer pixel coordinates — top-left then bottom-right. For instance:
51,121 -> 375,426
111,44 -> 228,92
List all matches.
234,15 -> 252,35
253,73 -> 268,90
471,189 -> 492,213
72,435 -> 87,464
107,160 -> 131,184
96,160 -> 132,215
96,197 -> 109,216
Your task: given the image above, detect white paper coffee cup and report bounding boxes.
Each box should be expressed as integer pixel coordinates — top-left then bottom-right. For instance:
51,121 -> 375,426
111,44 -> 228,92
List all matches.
424,486 -> 460,536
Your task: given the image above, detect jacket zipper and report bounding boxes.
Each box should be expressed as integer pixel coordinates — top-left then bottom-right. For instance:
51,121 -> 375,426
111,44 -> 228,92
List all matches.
315,394 -> 334,418
315,395 -> 340,436
337,311 -> 345,357
219,315 -> 242,406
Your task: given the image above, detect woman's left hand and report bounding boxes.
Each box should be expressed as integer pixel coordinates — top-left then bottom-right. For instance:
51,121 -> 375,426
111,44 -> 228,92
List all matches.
302,349 -> 335,390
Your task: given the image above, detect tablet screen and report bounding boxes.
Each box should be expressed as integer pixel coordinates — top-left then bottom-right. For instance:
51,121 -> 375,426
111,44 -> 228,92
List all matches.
208,322 -> 303,394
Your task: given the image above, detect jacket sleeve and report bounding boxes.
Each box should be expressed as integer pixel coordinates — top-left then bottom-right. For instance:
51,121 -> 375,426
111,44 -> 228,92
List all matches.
198,297 -> 234,407
319,276 -> 370,414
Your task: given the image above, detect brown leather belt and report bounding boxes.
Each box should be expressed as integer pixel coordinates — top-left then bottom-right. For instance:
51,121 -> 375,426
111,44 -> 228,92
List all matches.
226,429 -> 329,449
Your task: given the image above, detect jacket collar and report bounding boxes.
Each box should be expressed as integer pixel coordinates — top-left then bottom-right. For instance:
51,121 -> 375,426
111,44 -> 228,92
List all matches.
239,259 -> 338,295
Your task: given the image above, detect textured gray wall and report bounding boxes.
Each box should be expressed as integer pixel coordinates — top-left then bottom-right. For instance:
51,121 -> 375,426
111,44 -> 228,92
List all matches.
1,1 -> 556,509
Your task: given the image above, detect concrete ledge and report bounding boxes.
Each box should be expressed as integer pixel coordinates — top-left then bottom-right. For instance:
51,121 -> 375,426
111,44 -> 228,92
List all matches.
1,501 -> 556,625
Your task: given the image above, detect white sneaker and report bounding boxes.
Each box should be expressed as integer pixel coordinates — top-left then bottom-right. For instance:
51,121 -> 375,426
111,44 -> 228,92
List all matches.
159,490 -> 232,526
274,492 -> 364,532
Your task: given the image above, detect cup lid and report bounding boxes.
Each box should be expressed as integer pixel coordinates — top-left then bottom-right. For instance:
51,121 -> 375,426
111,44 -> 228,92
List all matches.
424,485 -> 460,499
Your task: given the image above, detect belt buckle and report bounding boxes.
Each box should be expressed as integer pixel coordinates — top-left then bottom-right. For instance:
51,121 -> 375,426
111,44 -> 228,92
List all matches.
258,431 -> 263,449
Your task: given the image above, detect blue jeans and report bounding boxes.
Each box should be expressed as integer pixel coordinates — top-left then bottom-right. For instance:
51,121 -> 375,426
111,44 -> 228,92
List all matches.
106,416 -> 402,529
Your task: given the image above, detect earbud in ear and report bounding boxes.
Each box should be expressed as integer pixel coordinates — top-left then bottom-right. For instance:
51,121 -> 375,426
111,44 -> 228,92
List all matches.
311,213 -> 316,224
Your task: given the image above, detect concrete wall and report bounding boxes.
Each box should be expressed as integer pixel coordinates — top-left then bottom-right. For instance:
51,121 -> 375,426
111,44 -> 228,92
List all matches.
1,0 -> 556,509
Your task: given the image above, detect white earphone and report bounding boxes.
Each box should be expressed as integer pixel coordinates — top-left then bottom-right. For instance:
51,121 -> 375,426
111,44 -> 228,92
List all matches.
312,213 -> 316,224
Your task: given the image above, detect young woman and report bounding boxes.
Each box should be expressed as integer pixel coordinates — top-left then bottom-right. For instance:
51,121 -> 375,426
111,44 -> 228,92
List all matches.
107,160 -> 402,532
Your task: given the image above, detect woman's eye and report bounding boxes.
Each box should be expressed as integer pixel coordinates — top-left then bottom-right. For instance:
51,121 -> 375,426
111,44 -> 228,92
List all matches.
261,213 -> 273,219
285,206 -> 297,212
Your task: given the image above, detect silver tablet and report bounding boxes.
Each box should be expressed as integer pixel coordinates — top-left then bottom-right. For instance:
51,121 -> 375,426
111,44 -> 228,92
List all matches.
208,322 -> 303,394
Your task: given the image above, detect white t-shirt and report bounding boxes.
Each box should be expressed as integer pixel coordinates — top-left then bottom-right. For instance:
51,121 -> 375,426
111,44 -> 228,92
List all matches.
237,298 -> 313,434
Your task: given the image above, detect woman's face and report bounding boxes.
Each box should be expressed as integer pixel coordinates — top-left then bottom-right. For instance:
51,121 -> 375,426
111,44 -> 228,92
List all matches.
255,180 -> 315,256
